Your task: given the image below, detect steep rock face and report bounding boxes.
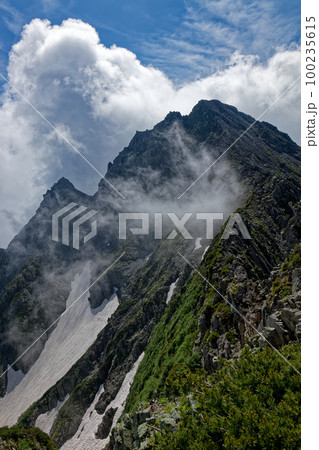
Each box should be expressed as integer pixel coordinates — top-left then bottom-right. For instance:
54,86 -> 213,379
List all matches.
0,99 -> 300,447
0,177 -> 90,290
195,176 -> 300,372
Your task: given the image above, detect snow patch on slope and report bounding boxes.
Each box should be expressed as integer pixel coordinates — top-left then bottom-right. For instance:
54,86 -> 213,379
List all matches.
201,246 -> 210,261
166,278 -> 179,304
62,352 -> 145,450
0,261 -> 119,427
105,352 -> 145,440
35,394 -> 69,435
61,385 -> 105,450
194,238 -> 202,251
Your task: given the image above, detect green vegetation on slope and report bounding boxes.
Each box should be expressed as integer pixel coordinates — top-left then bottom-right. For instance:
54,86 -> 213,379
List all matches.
0,426 -> 57,449
151,343 -> 300,449
125,272 -> 206,413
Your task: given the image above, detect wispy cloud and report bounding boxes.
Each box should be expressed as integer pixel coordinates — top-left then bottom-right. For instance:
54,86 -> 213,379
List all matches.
40,0 -> 61,14
184,0 -> 300,55
0,2 -> 24,35
138,0 -> 300,81
140,38 -> 218,82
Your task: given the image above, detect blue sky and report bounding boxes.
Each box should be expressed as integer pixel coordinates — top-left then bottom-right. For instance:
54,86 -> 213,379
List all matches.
0,0 -> 300,81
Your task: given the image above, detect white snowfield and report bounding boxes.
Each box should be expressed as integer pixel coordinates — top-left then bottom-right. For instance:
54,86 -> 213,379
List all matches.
62,352 -> 145,450
0,261 -> 119,427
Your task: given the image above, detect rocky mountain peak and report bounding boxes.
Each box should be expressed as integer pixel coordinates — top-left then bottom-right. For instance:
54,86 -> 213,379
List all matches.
39,177 -> 90,213
153,111 -> 182,132
51,177 -> 75,191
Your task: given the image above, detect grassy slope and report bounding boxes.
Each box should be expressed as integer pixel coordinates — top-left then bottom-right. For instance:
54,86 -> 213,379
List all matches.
125,272 -> 206,413
0,426 -> 58,449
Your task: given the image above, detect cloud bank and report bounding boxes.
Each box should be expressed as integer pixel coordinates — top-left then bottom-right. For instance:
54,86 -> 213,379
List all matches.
0,18 -> 300,247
